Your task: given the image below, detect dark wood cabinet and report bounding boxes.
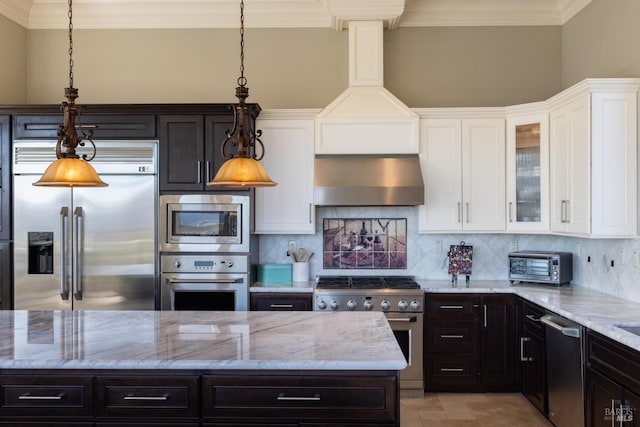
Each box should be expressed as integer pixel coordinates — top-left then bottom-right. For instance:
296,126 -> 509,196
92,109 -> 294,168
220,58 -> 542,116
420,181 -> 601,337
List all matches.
0,374 -> 93,422
250,292 -> 313,311
0,369 -> 398,426
516,298 -> 547,414
424,293 -> 516,392
13,114 -> 156,139
586,330 -> 640,427
201,372 -> 399,425
158,111 -> 256,193
480,294 -> 516,390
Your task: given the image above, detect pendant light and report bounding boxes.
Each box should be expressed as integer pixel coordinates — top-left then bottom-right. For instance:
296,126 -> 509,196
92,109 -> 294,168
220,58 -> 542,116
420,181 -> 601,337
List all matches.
34,0 -> 107,187
207,0 -> 276,188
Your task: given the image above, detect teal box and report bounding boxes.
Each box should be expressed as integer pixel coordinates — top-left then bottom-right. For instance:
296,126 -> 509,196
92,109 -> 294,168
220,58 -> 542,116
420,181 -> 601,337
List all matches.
257,264 -> 293,284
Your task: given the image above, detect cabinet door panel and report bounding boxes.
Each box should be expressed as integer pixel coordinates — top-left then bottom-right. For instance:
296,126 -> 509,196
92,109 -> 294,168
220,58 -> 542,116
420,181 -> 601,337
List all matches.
159,115 -> 205,191
586,368 -> 624,427
205,115 -> 235,187
480,294 -> 515,390
254,118 -> 315,234
418,119 -> 462,231
462,119 -> 506,231
506,114 -> 549,232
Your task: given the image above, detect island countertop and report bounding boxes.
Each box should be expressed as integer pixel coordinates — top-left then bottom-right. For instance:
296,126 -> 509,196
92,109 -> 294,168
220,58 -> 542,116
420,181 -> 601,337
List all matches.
0,310 -> 407,371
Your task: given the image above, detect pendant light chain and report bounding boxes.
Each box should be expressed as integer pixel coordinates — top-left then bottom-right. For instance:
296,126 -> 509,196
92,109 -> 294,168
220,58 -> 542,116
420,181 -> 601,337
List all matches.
238,0 -> 246,88
67,0 -> 74,89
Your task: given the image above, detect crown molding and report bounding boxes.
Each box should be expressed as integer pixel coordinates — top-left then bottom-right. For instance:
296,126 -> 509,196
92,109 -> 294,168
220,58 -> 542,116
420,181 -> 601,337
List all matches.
1,0 -> 592,30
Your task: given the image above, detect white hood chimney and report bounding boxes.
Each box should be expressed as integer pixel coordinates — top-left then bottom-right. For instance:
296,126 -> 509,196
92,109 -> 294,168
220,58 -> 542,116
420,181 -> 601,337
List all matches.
313,20 -> 424,206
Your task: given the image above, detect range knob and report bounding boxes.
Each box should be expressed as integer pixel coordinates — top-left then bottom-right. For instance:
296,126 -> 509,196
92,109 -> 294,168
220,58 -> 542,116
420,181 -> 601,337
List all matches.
346,300 -> 357,311
226,259 -> 234,268
173,260 -> 182,269
398,300 -> 408,310
330,300 -> 339,311
317,299 -> 327,310
363,301 -> 374,311
410,300 -> 422,311
380,300 -> 391,311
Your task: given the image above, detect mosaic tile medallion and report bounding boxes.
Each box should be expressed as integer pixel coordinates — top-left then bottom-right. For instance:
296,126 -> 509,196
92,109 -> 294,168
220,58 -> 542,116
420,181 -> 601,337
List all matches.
322,218 -> 407,269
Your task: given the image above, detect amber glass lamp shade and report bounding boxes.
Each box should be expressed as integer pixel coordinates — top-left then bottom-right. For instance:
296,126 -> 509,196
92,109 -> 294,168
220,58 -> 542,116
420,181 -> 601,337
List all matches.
207,157 -> 276,187
33,157 -> 108,187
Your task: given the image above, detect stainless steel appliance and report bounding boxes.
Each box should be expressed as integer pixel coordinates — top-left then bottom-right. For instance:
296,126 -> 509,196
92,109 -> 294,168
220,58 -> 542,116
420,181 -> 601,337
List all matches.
509,251 -> 573,285
13,140 -> 158,310
160,254 -> 249,310
541,313 -> 585,427
160,194 -> 250,253
314,276 -> 424,393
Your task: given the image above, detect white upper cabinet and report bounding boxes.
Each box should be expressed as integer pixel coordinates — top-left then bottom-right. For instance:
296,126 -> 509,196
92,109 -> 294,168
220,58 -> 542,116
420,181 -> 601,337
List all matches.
549,79 -> 640,237
418,112 -> 505,232
505,108 -> 550,232
254,110 -> 317,234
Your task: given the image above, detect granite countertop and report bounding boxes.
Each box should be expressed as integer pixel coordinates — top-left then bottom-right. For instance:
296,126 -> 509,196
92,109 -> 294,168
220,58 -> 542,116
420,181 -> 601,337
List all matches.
0,310 -> 406,371
419,279 -> 640,353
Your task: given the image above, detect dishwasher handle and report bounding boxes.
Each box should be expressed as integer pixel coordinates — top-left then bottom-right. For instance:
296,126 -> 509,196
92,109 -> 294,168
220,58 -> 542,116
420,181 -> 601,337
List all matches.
541,315 -> 581,338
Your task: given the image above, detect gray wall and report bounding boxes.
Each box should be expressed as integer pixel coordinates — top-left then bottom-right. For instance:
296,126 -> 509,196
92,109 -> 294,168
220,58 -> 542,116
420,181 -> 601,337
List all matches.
0,14 -> 26,103
21,26 -> 561,108
562,0 -> 640,88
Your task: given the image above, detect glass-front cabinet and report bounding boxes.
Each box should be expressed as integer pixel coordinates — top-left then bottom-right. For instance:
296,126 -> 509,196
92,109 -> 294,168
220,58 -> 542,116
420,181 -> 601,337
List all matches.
505,112 -> 549,232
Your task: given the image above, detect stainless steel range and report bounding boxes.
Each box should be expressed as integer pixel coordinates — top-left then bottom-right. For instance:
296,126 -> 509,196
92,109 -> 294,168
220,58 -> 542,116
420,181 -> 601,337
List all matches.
314,276 -> 424,393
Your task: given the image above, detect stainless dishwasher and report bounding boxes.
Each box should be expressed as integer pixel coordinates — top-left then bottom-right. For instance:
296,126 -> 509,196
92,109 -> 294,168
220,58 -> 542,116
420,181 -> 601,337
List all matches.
541,313 -> 585,427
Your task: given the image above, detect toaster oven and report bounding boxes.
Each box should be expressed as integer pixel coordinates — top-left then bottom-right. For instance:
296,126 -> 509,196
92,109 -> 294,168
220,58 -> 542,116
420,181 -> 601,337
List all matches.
509,251 -> 573,285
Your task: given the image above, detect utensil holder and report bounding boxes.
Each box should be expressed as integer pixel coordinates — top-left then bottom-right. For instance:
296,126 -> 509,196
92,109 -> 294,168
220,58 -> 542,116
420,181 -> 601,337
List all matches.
292,262 -> 309,282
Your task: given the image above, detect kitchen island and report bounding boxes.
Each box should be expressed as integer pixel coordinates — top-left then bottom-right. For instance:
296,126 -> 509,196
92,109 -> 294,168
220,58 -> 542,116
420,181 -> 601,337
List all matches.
0,310 -> 405,426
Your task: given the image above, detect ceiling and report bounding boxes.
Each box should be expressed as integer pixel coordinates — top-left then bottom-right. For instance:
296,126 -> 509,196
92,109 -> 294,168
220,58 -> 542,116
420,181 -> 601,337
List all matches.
0,0 -> 592,31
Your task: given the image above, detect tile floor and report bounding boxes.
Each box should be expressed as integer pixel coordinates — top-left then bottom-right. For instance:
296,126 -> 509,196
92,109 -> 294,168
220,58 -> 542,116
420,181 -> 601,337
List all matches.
400,392 -> 553,427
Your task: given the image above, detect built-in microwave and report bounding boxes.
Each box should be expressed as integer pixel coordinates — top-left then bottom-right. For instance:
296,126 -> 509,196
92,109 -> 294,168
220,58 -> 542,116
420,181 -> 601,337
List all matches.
160,194 -> 251,253
509,251 -> 573,285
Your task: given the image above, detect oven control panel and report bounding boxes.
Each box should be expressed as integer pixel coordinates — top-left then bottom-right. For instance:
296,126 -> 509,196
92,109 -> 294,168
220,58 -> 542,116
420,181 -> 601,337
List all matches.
160,254 -> 249,274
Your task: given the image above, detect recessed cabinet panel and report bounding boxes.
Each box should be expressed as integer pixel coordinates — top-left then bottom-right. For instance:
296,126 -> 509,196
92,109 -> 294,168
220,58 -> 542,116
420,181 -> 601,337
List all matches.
254,116 -> 315,234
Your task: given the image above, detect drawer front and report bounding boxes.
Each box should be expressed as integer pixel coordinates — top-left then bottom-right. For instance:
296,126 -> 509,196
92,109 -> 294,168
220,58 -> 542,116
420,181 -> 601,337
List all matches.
426,294 -> 478,318
426,319 -> 478,352
522,302 -> 545,338
588,331 -> 640,394
202,375 -> 397,422
95,376 -> 199,418
425,354 -> 479,389
251,294 -> 312,311
0,375 -> 92,417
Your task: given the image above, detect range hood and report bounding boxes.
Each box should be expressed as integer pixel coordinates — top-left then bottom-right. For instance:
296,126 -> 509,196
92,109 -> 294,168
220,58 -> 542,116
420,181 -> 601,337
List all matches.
314,154 -> 424,206
314,20 -> 424,206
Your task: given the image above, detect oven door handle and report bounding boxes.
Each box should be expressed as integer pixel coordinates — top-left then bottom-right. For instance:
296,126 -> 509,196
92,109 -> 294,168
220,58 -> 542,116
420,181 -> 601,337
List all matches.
167,278 -> 242,284
387,316 -> 418,323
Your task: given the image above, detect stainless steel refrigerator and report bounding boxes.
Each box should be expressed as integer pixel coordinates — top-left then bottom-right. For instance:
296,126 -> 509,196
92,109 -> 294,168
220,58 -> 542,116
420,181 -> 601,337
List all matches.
13,140 -> 158,310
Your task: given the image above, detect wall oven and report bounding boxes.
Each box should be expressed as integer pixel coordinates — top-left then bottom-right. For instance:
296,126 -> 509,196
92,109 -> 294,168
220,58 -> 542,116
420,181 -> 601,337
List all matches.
160,194 -> 250,253
160,254 -> 249,311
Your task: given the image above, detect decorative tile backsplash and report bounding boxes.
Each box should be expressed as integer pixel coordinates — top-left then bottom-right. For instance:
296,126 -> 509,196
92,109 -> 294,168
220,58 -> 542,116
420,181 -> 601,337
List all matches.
322,218 -> 407,269
258,206 -> 640,304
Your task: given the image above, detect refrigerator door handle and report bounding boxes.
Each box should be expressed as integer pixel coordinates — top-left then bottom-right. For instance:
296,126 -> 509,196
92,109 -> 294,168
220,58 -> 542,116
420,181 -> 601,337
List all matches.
60,206 -> 70,300
73,206 -> 84,300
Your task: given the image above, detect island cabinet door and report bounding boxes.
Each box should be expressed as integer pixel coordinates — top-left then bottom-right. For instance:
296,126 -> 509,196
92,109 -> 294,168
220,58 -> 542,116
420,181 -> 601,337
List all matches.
201,374 -> 399,425
94,376 -> 200,420
0,375 -> 93,419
